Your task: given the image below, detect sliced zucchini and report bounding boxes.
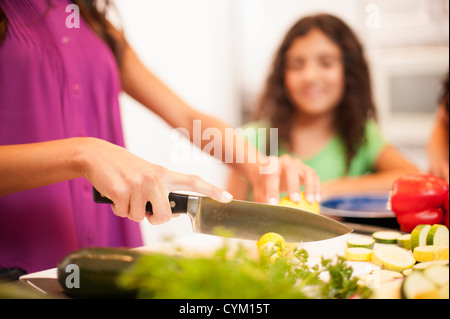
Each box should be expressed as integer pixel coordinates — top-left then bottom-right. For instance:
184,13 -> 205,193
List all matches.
396,234 -> 411,250
372,231 -> 401,244
346,236 -> 375,249
412,260 -> 449,270
410,224 -> 431,252
344,247 -> 373,261
413,245 -> 449,263
426,224 -> 449,246
372,246 -> 416,272
402,268 -> 413,276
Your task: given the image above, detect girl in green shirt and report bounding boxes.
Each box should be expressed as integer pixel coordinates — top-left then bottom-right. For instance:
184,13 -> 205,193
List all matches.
227,14 -> 418,202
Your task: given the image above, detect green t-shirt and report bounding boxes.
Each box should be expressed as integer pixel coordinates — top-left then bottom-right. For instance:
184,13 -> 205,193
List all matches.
242,120 -> 388,183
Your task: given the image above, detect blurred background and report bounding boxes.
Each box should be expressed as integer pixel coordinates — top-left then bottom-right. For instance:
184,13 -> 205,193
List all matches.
112,0 -> 449,244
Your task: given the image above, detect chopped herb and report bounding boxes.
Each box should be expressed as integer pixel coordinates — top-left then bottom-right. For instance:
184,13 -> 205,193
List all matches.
117,243 -> 371,299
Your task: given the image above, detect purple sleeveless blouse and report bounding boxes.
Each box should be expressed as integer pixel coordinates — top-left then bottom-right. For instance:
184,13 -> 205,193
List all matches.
0,0 -> 142,273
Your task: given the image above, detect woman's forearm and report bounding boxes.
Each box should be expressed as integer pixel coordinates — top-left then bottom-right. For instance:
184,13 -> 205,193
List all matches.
0,138 -> 86,196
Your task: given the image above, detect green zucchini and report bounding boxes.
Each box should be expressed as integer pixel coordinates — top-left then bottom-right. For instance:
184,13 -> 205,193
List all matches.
346,236 -> 375,249
426,224 -> 449,246
57,247 -> 144,298
410,224 -> 431,252
396,234 -> 411,250
372,231 -> 402,244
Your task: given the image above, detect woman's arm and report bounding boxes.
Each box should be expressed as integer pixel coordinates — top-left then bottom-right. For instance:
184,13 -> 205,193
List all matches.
0,138 -> 84,196
0,137 -> 232,224
428,104 -> 449,182
226,169 -> 251,201
120,46 -> 321,204
322,145 -> 419,198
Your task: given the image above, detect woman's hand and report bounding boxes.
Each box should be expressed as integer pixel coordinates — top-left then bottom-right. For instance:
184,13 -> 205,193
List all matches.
248,154 -> 322,205
78,138 -> 233,224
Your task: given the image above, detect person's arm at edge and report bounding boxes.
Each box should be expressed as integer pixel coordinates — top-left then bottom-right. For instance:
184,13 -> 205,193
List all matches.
427,104 -> 449,182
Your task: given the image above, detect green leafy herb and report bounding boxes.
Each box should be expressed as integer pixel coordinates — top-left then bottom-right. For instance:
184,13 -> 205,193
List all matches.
117,243 -> 371,299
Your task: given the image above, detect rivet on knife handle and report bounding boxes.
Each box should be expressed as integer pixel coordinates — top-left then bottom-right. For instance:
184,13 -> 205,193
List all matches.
92,188 -> 189,214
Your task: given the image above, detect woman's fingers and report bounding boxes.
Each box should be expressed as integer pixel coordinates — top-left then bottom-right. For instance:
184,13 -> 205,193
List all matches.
145,190 -> 173,225
144,171 -> 233,224
108,171 -> 233,224
107,185 -> 131,219
109,187 -> 173,225
128,190 -> 147,222
168,171 -> 233,203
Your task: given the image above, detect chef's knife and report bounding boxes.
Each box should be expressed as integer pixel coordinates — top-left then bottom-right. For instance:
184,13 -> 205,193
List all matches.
93,188 -> 352,243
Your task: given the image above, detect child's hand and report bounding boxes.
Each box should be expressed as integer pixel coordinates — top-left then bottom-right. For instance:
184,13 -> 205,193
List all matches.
249,154 -> 322,205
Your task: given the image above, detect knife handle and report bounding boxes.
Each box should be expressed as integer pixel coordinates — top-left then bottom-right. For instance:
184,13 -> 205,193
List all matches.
93,188 -> 189,214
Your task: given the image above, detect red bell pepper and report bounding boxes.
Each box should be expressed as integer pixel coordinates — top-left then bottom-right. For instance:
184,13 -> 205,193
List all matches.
396,208 -> 444,233
390,173 -> 449,232
391,174 -> 449,215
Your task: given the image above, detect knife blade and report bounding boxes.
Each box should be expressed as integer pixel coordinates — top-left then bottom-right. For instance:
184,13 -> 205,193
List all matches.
93,188 -> 352,243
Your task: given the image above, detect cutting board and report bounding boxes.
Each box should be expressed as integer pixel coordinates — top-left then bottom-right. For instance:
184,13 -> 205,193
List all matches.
19,268 -> 67,299
18,233 -> 382,298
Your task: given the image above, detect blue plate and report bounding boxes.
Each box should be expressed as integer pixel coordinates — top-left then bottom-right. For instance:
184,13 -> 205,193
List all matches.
320,193 -> 395,218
